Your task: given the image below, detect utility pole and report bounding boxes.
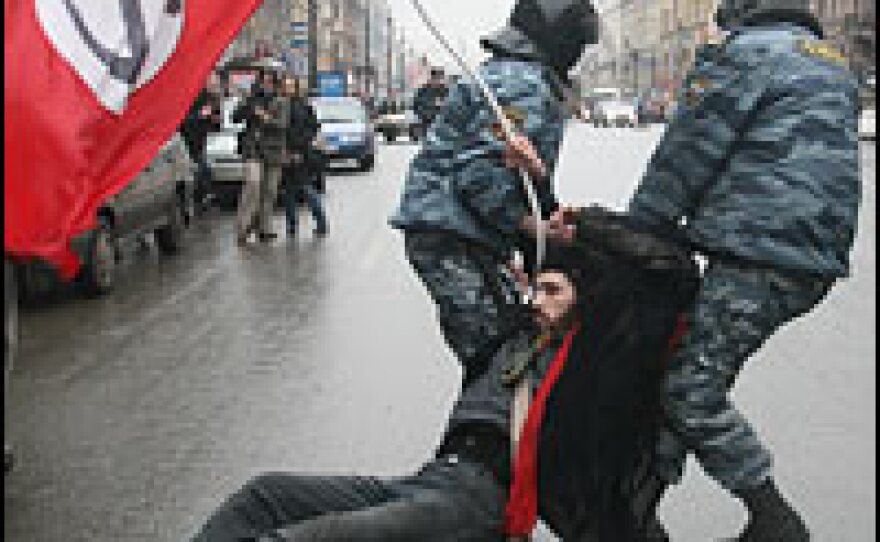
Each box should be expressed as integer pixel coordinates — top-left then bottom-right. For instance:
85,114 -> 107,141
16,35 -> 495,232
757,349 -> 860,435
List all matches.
364,0 -> 371,98
308,0 -> 318,95
671,0 -> 680,87
399,31 -> 407,97
387,13 -> 393,101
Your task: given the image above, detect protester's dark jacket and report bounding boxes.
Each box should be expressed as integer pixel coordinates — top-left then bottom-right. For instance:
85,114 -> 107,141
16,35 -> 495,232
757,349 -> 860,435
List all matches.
181,89 -> 221,160
233,86 -> 275,161
287,97 -> 319,151
442,207 -> 700,540
284,97 -> 323,190
629,23 -> 861,278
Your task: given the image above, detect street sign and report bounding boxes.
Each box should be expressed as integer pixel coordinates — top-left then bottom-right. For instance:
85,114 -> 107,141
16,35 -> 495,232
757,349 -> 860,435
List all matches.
316,71 -> 347,97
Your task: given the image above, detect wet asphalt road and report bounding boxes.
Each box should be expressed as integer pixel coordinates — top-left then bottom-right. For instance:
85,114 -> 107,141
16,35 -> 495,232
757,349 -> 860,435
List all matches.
5,127 -> 875,541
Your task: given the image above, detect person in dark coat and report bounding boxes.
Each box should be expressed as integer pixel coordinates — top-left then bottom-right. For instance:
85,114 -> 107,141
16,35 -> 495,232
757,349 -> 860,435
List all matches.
412,68 -> 449,137
188,209 -> 699,542
181,73 -> 223,214
280,77 -> 327,238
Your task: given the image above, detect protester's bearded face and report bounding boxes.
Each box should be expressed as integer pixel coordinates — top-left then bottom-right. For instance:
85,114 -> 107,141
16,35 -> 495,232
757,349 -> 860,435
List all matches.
533,271 -> 577,332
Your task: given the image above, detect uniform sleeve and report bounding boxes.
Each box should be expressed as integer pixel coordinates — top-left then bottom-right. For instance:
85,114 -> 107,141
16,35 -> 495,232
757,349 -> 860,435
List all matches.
726,71 -> 861,238
449,68 -> 560,239
628,62 -> 762,225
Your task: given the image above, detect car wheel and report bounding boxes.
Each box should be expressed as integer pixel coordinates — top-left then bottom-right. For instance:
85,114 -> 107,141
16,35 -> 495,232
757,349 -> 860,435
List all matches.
80,222 -> 117,297
359,155 -> 376,172
155,200 -> 186,255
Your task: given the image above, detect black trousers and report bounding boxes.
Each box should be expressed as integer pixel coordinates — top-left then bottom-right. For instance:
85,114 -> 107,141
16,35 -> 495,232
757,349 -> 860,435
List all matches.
190,458 -> 506,542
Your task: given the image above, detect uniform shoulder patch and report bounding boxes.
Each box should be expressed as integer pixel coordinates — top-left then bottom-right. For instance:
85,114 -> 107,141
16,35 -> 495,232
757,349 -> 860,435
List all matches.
797,39 -> 847,65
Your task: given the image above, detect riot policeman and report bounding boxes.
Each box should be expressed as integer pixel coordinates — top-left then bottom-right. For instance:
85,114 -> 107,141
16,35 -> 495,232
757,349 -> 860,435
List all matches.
625,0 -> 862,539
390,0 -> 599,384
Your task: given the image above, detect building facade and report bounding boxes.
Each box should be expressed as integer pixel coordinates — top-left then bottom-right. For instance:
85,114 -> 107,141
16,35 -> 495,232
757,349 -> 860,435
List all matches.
581,0 -> 875,102
220,0 -> 421,99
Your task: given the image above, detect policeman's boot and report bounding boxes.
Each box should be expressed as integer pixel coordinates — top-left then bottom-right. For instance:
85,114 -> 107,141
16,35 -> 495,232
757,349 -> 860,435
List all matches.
4,443 -> 13,474
735,479 -> 810,541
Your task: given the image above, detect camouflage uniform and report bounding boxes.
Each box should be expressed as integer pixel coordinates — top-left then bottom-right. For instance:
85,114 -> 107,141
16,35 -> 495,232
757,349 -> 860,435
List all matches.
628,24 -> 862,491
391,56 -> 566,379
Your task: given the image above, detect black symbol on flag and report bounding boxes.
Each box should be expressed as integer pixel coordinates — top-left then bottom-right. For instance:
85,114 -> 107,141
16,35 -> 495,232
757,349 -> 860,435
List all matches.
62,0 -> 152,85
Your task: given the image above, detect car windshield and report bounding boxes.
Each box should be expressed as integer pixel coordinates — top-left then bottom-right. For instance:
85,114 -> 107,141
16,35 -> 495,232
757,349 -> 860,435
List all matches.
313,101 -> 367,124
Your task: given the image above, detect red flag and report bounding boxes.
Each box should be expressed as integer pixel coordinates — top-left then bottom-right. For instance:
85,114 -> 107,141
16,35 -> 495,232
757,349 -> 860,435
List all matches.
4,0 -> 263,278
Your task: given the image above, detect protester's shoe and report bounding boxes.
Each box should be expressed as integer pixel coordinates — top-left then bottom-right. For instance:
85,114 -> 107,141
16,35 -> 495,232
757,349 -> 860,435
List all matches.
236,232 -> 250,246
735,480 -> 810,541
4,444 -> 13,474
644,515 -> 669,541
258,232 -> 278,243
314,227 -> 328,237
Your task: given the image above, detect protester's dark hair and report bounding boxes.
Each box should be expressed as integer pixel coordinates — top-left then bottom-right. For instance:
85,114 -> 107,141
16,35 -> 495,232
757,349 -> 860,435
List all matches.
538,236 -> 696,538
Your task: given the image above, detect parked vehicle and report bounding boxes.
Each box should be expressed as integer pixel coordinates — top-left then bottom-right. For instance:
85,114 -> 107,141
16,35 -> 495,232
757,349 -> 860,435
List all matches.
374,100 -> 420,142
860,108 -> 876,140
587,88 -> 639,128
637,89 -> 669,124
859,75 -> 876,140
16,134 -> 194,299
312,97 -> 377,172
205,95 -> 247,206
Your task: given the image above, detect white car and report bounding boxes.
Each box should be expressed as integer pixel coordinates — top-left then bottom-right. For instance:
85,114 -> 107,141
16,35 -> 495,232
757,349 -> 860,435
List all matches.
859,108 -> 876,140
594,99 -> 639,128
205,96 -> 247,206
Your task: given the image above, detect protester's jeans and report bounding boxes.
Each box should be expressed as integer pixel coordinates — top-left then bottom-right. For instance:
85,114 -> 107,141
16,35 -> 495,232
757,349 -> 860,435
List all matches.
189,458 -> 506,542
285,184 -> 327,236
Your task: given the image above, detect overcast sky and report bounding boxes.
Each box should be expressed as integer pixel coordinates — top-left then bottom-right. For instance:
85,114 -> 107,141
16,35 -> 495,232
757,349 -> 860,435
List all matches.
385,0 -> 617,71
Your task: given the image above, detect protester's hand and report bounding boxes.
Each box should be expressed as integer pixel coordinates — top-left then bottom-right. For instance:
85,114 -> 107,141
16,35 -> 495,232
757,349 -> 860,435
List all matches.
502,133 -> 548,181
507,258 -> 530,292
546,211 -> 577,244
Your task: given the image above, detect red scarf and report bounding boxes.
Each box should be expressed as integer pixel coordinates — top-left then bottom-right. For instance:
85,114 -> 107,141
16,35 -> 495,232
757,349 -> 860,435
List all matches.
504,321 -> 582,536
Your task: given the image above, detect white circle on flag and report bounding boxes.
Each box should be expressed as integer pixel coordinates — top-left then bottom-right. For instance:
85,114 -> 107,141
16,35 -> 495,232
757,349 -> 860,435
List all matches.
36,0 -> 185,114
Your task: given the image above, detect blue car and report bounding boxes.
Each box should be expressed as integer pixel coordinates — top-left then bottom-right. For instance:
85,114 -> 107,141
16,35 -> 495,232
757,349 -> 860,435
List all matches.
311,97 -> 377,172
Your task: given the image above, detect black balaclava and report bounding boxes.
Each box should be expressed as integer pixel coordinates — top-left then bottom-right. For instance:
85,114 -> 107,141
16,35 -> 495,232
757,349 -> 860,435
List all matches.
715,0 -> 824,37
508,0 -> 599,79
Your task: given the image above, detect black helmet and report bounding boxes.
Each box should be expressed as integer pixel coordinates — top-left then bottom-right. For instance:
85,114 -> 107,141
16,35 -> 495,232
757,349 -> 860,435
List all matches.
715,0 -> 823,35
492,0 -> 599,79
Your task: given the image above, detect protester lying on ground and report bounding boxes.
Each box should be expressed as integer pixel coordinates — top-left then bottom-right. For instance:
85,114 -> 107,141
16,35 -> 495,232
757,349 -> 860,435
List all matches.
189,207 -> 699,542
389,0 -> 600,385
506,3 -> 861,537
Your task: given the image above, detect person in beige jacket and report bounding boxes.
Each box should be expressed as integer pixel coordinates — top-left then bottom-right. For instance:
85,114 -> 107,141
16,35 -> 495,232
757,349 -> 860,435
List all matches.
234,70 -> 291,244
